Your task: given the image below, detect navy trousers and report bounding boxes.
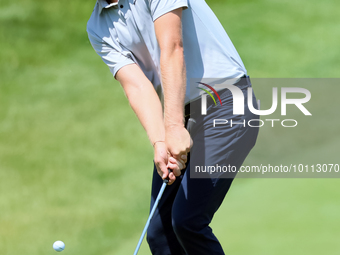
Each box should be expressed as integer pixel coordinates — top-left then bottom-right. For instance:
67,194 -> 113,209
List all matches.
147,81 -> 259,255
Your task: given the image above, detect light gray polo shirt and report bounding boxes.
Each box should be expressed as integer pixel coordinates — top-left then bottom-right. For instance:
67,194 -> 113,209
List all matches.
87,0 -> 247,104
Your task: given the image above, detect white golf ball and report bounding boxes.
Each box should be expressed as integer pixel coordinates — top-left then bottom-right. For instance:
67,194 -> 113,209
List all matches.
53,241 -> 65,252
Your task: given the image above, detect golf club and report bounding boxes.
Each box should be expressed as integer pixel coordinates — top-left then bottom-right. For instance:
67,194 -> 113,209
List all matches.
133,118 -> 196,255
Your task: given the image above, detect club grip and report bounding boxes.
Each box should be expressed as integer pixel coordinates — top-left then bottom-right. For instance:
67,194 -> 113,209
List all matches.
186,118 -> 196,134
163,169 -> 172,184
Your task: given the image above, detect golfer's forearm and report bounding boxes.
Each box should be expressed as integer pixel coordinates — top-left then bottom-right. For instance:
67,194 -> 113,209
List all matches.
116,64 -> 165,145
127,87 -> 165,145
160,46 -> 186,128
155,8 -> 186,129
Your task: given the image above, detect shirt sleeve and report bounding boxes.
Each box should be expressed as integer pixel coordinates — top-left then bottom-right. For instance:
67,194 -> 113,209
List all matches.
149,0 -> 188,22
87,29 -> 135,78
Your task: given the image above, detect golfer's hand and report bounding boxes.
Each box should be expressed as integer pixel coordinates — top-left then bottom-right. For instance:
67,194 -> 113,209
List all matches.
153,142 -> 176,185
166,125 -> 192,176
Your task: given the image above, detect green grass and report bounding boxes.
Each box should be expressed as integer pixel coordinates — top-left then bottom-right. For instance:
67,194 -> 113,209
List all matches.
1,0 -> 339,254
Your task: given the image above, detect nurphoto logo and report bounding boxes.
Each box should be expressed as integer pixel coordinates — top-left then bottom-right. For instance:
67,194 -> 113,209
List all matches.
198,83 -> 312,128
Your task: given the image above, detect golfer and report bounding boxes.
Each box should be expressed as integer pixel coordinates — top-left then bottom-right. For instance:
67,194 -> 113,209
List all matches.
87,0 -> 259,254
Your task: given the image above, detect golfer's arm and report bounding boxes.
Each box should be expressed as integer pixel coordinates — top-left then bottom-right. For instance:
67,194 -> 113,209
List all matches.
116,64 -> 165,145
154,8 -> 186,128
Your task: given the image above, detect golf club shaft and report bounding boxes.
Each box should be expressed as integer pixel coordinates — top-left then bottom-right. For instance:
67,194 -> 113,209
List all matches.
133,179 -> 168,255
133,118 -> 195,255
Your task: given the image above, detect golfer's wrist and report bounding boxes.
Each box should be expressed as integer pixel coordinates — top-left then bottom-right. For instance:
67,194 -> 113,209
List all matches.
164,111 -> 184,130
165,123 -> 185,131
153,140 -> 165,148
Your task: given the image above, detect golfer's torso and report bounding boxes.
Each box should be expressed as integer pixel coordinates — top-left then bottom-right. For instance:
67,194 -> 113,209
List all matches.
92,0 -> 247,103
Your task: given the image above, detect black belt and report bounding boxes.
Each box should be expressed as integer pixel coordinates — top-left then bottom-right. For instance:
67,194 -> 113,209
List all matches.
184,75 -> 249,118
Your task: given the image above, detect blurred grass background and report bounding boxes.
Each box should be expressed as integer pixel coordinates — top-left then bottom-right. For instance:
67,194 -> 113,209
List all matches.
0,0 -> 339,254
